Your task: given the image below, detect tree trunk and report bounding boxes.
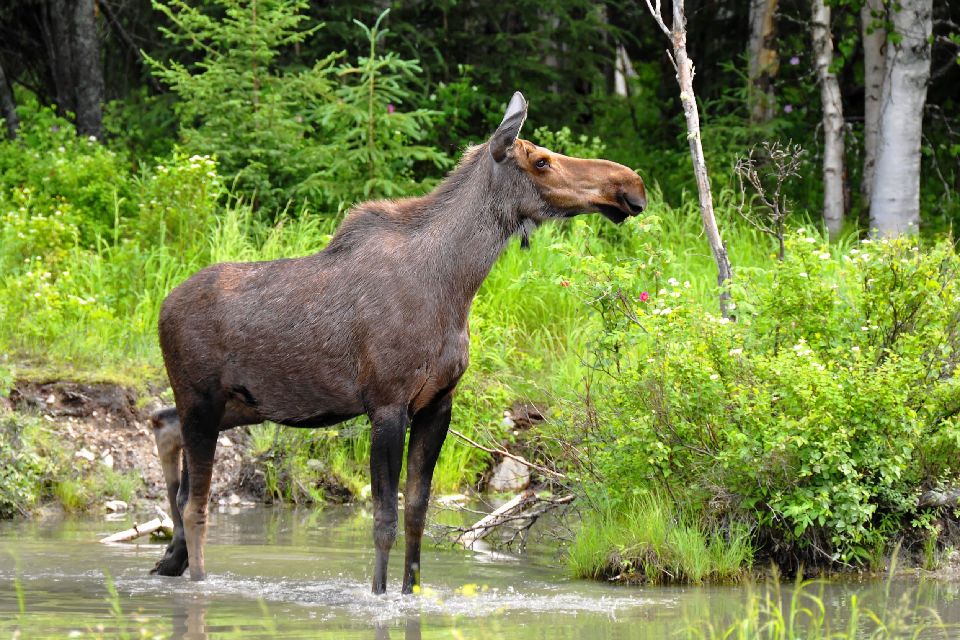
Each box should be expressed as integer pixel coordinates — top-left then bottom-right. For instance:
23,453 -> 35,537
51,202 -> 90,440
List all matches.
869,0 -> 933,236
747,0 -> 779,124
645,0 -> 733,318
860,0 -> 886,202
71,0 -> 103,138
0,62 -> 18,139
810,0 -> 845,238
44,0 -> 77,118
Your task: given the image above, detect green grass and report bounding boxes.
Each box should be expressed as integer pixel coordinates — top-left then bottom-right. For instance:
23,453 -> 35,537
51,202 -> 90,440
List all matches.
567,491 -> 752,584
690,570 -> 956,639
0,152 -> 796,507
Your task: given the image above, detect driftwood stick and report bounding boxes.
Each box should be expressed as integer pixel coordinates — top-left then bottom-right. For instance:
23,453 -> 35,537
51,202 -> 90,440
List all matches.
448,428 -> 566,480
457,490 -> 537,548
99,516 -> 174,544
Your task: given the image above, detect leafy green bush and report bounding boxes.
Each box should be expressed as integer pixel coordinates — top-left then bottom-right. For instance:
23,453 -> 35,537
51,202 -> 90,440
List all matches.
0,414 -> 60,517
570,225 -> 960,566
0,95 -> 134,244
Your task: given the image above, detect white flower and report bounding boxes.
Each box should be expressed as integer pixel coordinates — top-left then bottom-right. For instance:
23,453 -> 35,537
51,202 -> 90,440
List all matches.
729,348 -> 743,356
87,135 -> 97,143
803,237 -> 817,244
851,346 -> 860,353
660,307 -> 673,315
709,373 -> 720,380
798,272 -> 808,278
684,281 -> 691,289
668,277 -> 680,286
860,326 -> 870,331
818,252 -> 831,260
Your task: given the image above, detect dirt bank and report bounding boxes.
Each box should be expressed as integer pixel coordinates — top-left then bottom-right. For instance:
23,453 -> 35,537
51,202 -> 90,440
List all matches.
5,380 -> 252,505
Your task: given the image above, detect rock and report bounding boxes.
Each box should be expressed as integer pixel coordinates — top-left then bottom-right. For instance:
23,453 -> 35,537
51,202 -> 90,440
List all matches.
100,452 -> 114,469
218,435 -> 233,448
436,493 -> 469,506
104,500 -> 128,513
75,448 -> 95,462
488,457 -> 530,492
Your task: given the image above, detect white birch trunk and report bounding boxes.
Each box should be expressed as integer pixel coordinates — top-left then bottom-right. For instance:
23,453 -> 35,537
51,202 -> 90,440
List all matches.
869,0 -> 933,236
748,0 -> 780,123
860,0 -> 886,201
810,0 -> 845,238
614,44 -> 637,97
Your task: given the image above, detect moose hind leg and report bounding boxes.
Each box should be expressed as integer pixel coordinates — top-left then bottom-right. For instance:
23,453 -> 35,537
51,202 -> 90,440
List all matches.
150,408 -> 189,576
401,393 -> 452,594
369,405 -> 409,594
179,401 -> 222,581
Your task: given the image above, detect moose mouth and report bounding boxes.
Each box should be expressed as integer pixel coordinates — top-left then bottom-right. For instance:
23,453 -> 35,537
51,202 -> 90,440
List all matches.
596,193 -> 645,224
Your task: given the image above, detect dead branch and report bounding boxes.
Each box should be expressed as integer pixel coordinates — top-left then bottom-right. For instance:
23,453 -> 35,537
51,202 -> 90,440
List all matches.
448,428 -> 566,480
449,490 -> 575,550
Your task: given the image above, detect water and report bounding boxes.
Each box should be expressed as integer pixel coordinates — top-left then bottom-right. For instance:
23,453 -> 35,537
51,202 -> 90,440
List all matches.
1,505 -> 958,638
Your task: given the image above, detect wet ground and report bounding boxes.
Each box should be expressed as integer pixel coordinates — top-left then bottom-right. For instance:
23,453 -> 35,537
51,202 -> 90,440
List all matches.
2,505 -> 959,639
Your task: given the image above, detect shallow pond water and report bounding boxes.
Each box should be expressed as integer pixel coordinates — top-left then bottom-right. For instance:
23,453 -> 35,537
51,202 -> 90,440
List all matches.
1,505 -> 959,638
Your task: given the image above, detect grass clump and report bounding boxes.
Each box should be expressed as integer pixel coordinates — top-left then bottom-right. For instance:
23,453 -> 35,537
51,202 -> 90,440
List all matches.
568,492 -> 751,584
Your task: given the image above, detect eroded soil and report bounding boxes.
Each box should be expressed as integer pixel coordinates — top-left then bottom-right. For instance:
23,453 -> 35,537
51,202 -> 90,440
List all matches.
5,380 -> 251,505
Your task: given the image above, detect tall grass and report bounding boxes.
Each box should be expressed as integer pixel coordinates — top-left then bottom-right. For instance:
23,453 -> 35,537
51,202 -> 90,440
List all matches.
567,491 -> 752,584
690,568 -> 956,639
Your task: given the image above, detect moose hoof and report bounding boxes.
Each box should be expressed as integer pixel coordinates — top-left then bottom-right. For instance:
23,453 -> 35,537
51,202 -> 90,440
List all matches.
150,542 -> 189,577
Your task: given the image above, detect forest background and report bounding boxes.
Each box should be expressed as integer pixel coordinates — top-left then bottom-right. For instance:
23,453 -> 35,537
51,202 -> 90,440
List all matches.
0,0 -> 959,582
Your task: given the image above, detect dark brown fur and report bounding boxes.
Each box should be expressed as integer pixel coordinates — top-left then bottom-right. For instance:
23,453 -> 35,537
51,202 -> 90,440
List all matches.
150,93 -> 646,593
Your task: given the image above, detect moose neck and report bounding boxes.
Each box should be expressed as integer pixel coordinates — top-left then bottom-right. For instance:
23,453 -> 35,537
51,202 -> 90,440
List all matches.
419,147 -> 524,322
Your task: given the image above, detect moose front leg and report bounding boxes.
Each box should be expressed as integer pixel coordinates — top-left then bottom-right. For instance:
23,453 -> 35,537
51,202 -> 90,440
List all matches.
402,393 -> 452,594
369,405 -> 409,594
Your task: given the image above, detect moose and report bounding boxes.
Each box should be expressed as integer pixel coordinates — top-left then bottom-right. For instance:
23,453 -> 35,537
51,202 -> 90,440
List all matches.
149,92 -> 646,594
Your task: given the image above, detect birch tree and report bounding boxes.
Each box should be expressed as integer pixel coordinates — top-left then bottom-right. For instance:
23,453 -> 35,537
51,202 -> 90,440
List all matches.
810,0 -> 845,237
860,0 -> 886,201
748,0 -> 780,124
870,0 -> 933,236
644,0 -> 733,319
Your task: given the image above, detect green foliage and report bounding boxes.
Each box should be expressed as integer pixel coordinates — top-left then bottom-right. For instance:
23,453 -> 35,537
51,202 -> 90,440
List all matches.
0,95 -> 134,245
304,10 -> 451,206
147,0 -> 340,211
0,414 -> 58,518
571,223 -> 960,566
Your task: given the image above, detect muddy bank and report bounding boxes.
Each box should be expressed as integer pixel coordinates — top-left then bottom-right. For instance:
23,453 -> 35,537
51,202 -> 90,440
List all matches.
4,380 -> 253,507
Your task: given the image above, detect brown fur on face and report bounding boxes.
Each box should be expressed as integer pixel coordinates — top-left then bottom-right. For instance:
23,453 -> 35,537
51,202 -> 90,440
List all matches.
513,138 -> 647,223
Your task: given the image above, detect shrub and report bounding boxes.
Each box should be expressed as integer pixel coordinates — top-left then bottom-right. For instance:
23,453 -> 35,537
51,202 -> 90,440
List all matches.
570,225 -> 960,567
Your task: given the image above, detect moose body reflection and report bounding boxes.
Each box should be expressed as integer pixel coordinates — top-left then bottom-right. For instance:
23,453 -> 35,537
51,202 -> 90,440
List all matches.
150,92 -> 646,593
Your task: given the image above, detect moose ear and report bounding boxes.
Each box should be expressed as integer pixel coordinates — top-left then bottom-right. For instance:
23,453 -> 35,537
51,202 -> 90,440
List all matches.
489,92 -> 527,163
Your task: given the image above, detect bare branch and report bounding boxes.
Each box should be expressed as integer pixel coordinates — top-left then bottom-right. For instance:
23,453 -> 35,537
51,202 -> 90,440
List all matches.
643,0 -> 672,37
448,428 -> 566,480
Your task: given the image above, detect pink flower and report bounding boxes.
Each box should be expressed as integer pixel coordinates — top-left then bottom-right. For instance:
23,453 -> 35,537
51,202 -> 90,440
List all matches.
789,56 -> 800,66
386,103 -> 396,114
783,104 -> 794,114
639,291 -> 650,302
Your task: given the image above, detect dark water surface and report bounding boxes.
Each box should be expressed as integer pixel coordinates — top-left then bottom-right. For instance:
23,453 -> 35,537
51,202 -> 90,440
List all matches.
2,505 -> 959,638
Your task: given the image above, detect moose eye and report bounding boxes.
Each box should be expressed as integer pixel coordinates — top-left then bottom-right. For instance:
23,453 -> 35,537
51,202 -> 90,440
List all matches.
535,158 -> 549,169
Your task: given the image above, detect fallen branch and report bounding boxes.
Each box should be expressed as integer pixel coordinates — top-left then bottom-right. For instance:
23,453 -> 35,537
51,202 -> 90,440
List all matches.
453,491 -> 575,550
448,428 -> 566,480
99,507 -> 174,544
